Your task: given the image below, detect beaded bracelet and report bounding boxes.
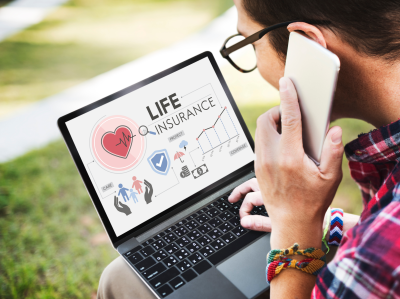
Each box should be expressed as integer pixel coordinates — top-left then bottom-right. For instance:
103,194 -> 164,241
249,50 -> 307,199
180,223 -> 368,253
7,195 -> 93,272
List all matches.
328,208 -> 344,246
266,243 -> 326,283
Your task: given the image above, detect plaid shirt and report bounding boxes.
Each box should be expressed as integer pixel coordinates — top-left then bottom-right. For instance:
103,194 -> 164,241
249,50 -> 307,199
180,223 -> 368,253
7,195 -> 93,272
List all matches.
312,120 -> 400,298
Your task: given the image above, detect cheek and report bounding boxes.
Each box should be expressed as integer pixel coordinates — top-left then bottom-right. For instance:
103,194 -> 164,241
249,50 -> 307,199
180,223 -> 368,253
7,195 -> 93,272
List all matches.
255,45 -> 285,89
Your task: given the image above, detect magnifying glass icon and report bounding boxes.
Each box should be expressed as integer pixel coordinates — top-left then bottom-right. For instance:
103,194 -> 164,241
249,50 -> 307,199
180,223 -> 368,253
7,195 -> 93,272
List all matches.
138,125 -> 156,136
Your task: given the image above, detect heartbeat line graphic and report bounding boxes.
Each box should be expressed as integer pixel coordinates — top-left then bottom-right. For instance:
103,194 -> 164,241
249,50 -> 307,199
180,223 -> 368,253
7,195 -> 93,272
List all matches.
116,132 -> 136,147
101,125 -> 135,159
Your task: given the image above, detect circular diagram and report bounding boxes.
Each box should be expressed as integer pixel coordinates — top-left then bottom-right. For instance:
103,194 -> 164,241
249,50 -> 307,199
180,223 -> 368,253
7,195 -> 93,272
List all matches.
91,115 -> 146,172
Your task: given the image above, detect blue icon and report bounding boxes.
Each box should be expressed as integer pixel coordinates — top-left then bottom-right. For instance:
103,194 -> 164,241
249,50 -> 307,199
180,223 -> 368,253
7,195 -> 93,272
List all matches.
147,149 -> 171,176
179,140 -> 188,151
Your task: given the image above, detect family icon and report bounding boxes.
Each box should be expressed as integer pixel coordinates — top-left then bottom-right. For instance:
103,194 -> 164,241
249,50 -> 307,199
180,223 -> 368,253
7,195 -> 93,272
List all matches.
118,184 -> 130,202
129,189 -> 139,203
132,176 -> 143,194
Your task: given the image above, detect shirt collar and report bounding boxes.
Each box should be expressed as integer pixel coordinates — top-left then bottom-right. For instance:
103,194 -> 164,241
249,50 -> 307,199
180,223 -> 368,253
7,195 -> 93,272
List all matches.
344,120 -> 400,164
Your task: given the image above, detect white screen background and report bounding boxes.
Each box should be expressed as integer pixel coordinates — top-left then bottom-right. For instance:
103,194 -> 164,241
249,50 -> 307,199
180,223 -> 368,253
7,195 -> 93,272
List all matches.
66,57 -> 254,236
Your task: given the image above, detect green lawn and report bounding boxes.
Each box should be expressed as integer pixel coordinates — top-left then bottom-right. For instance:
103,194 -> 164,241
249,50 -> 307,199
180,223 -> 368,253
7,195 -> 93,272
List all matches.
0,141 -> 117,298
0,101 -> 373,298
0,0 -> 235,297
0,0 -> 232,118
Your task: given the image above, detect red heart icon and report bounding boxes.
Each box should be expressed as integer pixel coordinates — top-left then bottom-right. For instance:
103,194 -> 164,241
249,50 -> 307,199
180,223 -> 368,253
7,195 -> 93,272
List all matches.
101,125 -> 135,159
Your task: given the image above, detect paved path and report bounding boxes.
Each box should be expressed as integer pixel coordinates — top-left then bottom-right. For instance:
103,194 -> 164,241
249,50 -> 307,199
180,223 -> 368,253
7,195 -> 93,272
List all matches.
0,7 -> 237,162
0,0 -> 69,42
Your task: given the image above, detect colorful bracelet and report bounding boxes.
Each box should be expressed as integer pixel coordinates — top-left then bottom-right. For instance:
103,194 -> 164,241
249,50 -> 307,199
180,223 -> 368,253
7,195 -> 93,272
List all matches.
266,243 -> 326,283
267,257 -> 326,282
328,208 -> 344,246
267,243 -> 325,264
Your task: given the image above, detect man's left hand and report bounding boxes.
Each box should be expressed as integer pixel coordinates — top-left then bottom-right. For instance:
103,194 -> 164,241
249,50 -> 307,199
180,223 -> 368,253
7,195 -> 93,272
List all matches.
255,77 -> 344,249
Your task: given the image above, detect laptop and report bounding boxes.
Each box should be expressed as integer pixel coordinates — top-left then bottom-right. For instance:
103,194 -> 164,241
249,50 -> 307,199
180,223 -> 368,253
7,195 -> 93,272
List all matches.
58,51 -> 271,299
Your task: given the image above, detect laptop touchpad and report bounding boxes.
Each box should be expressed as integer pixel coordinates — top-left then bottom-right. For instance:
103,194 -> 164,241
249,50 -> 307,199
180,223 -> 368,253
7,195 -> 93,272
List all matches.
216,234 -> 270,299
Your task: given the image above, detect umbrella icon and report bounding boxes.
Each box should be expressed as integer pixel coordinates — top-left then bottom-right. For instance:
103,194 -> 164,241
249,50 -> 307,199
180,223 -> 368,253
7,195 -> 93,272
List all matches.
174,151 -> 185,163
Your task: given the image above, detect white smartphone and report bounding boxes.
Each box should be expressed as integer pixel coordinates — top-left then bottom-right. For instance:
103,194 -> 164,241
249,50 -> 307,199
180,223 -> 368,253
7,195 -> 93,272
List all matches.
283,31 -> 340,165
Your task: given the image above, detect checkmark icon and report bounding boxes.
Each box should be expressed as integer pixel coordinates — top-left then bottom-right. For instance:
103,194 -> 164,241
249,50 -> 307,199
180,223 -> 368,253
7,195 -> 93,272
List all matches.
148,149 -> 170,176
156,155 -> 164,167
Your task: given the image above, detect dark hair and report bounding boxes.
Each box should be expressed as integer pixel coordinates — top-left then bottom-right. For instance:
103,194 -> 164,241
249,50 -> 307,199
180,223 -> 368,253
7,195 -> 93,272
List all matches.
242,0 -> 400,61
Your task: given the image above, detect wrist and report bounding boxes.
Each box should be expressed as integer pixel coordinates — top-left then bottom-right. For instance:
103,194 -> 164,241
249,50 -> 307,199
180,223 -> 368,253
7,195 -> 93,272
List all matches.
271,224 -> 323,250
343,212 -> 360,233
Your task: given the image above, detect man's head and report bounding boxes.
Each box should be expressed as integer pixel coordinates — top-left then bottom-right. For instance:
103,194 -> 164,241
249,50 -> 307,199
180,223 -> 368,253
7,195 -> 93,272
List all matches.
234,0 -> 400,125
118,184 -> 123,188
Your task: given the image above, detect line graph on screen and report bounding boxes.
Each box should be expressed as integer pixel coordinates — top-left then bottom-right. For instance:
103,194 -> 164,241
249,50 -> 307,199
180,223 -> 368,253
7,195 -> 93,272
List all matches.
196,107 -> 238,154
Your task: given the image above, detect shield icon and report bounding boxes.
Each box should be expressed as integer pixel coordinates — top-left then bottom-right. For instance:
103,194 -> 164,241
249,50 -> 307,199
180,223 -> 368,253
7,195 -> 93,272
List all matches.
147,149 -> 171,176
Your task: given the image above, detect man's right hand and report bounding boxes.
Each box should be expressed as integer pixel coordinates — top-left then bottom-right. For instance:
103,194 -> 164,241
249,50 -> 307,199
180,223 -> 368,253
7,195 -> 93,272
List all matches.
229,179 -> 360,242
228,178 -> 271,232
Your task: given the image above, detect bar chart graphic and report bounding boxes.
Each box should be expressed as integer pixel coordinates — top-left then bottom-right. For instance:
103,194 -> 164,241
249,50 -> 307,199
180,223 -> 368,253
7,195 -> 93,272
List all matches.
196,107 -> 238,154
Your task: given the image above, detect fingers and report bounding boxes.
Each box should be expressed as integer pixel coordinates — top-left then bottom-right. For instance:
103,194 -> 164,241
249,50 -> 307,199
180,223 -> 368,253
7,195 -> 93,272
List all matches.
319,126 -> 344,178
114,196 -> 123,212
241,215 -> 271,232
239,191 -> 264,218
144,179 -> 152,189
266,105 -> 281,130
228,178 -> 260,203
255,106 -> 281,144
279,77 -> 303,150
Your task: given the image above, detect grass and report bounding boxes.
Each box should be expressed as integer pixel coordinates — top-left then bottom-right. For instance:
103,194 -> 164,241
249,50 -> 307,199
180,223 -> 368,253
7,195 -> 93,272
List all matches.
0,0 -> 232,117
0,101 -> 373,298
0,141 -> 118,298
0,0 -> 235,297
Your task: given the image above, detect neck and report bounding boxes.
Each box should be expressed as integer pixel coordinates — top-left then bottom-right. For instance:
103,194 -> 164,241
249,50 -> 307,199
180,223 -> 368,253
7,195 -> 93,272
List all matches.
330,41 -> 400,128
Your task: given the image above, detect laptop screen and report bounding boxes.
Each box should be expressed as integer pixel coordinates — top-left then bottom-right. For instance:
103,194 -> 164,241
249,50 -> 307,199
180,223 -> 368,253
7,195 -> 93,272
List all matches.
65,55 -> 254,237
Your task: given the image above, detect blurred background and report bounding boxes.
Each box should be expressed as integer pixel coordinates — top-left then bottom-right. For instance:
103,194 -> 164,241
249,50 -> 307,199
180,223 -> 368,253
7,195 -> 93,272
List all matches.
0,0 -> 373,297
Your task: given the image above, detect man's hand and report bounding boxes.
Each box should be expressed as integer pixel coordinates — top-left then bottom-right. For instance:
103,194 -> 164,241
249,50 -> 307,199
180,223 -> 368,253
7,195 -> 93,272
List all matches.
256,77 -> 344,298
114,196 -> 132,216
229,178 -> 271,232
255,77 -> 344,248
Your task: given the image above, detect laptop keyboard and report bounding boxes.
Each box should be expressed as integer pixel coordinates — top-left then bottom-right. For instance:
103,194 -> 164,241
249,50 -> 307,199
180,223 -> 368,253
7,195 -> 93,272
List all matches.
123,191 -> 268,298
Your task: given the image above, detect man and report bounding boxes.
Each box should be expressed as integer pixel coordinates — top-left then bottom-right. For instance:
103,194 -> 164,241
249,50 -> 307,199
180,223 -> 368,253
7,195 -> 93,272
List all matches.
98,0 -> 400,298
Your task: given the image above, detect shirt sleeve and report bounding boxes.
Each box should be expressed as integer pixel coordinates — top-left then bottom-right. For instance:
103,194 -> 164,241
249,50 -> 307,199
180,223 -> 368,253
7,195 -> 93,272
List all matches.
312,200 -> 400,298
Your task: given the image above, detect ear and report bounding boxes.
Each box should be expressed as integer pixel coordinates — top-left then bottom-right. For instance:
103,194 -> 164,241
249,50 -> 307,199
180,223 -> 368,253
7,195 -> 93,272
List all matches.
287,22 -> 327,48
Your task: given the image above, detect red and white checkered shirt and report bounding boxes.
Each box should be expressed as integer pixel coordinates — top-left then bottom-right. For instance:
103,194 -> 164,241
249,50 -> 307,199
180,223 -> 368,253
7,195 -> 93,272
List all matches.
312,120 -> 400,298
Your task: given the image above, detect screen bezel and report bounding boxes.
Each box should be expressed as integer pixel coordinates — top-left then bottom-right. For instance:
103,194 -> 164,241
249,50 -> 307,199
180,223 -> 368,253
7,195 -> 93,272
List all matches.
58,51 -> 255,247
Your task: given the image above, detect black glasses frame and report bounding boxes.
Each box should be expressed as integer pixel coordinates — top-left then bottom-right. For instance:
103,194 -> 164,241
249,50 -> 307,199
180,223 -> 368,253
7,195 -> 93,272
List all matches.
220,20 -> 328,73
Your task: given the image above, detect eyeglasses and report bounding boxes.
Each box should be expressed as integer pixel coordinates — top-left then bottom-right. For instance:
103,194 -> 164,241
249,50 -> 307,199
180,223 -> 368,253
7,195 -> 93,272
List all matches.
220,21 -> 300,73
